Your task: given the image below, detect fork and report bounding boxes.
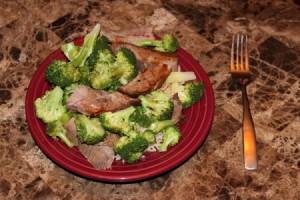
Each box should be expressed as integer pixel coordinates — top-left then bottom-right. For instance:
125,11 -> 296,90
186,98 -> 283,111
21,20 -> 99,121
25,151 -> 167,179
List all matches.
230,35 -> 258,170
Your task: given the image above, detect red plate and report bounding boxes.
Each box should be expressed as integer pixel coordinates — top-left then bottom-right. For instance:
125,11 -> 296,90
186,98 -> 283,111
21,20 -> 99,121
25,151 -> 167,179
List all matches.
25,37 -> 215,182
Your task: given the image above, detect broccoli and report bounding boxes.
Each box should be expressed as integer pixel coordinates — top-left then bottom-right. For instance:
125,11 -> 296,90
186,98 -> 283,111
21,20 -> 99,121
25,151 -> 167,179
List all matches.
141,130 -> 156,143
163,71 -> 196,85
71,24 -> 101,67
78,65 -> 91,86
86,35 -> 112,68
45,60 -> 81,88
139,90 -> 174,121
135,34 -> 179,53
114,47 -> 138,84
63,83 -> 78,104
113,136 -> 148,163
75,114 -> 107,145
34,86 -> 66,123
159,126 -> 181,152
176,81 -> 205,108
99,106 -> 135,136
89,64 -> 123,90
148,120 -> 175,133
106,81 -> 123,92
61,42 -> 80,61
46,120 -> 74,148
129,106 -> 156,128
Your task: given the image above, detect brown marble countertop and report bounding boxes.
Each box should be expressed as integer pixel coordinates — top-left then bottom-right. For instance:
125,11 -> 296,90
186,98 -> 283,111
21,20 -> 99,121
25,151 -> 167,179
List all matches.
1,0 -> 299,199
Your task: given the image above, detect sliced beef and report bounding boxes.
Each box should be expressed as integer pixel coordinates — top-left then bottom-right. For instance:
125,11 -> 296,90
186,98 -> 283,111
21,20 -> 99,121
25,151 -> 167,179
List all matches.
102,28 -> 155,44
111,43 -> 178,71
78,133 -> 120,170
66,85 -> 140,116
63,117 -> 79,146
118,64 -> 171,97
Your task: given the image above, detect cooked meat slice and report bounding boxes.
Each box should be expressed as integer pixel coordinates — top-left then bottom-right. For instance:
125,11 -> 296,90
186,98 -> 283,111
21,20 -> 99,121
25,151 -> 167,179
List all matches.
171,94 -> 183,124
111,43 -> 178,71
63,117 -> 79,146
102,28 -> 155,44
79,142 -> 115,170
66,85 -> 140,116
118,64 -> 171,97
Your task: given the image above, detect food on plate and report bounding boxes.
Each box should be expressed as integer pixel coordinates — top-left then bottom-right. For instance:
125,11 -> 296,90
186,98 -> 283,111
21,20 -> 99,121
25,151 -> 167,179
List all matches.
33,24 -> 205,169
117,63 -> 171,97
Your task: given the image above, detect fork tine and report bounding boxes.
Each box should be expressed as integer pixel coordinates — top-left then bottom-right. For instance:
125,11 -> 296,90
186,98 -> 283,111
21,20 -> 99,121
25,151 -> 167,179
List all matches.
240,35 -> 244,70
245,35 -> 249,72
236,35 -> 240,71
230,35 -> 235,71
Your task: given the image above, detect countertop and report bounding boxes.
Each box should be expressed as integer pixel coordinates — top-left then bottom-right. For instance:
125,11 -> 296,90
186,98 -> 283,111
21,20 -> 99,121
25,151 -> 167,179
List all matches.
0,0 -> 299,199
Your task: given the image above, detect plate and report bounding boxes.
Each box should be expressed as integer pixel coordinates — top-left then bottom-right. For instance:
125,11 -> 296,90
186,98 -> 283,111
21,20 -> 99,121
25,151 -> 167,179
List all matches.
25,37 -> 215,182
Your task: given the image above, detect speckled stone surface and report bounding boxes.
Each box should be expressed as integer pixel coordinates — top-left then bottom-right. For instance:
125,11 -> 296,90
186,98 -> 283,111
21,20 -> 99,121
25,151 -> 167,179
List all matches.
1,0 -> 299,199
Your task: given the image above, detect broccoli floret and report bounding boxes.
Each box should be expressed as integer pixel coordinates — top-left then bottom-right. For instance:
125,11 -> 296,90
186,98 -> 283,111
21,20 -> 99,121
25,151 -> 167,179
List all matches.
114,47 -> 138,84
135,34 -> 179,53
129,106 -> 156,128
63,83 -> 78,104
89,64 -> 123,90
46,120 -> 74,148
86,35 -> 112,68
107,81 -> 123,92
45,60 -> 81,88
113,136 -> 148,163
148,120 -> 175,133
140,90 -> 174,121
78,65 -> 91,86
142,130 -> 156,143
34,86 -> 66,123
159,126 -> 181,152
75,114 -> 107,145
177,81 -> 205,108
99,106 -> 135,136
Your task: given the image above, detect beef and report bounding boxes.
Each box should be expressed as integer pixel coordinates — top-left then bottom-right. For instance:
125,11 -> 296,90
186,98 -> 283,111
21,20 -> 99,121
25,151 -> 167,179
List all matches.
63,117 -> 79,146
118,64 -> 171,97
102,28 -> 155,44
78,133 -> 120,170
110,43 -> 178,71
66,85 -> 140,116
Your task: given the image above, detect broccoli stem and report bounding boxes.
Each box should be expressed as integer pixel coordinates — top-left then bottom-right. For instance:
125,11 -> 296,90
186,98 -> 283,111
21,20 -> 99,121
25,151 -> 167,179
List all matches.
56,132 -> 74,148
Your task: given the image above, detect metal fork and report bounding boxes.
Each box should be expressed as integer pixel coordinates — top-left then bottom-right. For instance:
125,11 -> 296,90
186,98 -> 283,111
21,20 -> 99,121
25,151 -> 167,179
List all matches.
230,35 -> 257,170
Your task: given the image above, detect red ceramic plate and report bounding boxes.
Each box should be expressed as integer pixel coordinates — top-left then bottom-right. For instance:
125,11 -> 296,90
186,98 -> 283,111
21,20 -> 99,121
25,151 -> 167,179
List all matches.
25,37 -> 215,182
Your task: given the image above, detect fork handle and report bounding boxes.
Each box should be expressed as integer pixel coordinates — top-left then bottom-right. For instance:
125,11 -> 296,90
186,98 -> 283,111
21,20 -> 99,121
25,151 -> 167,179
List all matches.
241,85 -> 258,170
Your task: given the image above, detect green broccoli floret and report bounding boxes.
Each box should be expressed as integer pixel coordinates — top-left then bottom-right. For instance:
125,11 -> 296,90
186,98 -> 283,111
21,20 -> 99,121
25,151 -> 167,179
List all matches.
114,47 -> 138,84
148,120 -> 175,133
140,90 -> 174,121
62,83 -> 78,104
99,106 -> 135,136
176,81 -> 205,108
113,136 -> 148,163
129,106 -> 156,128
107,81 -> 123,92
135,34 -> 179,53
34,86 -> 66,123
46,120 -> 74,148
45,60 -> 81,88
89,63 -> 123,90
159,126 -> 181,152
75,114 -> 107,145
78,65 -> 91,86
86,35 -> 111,68
142,130 -> 156,143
